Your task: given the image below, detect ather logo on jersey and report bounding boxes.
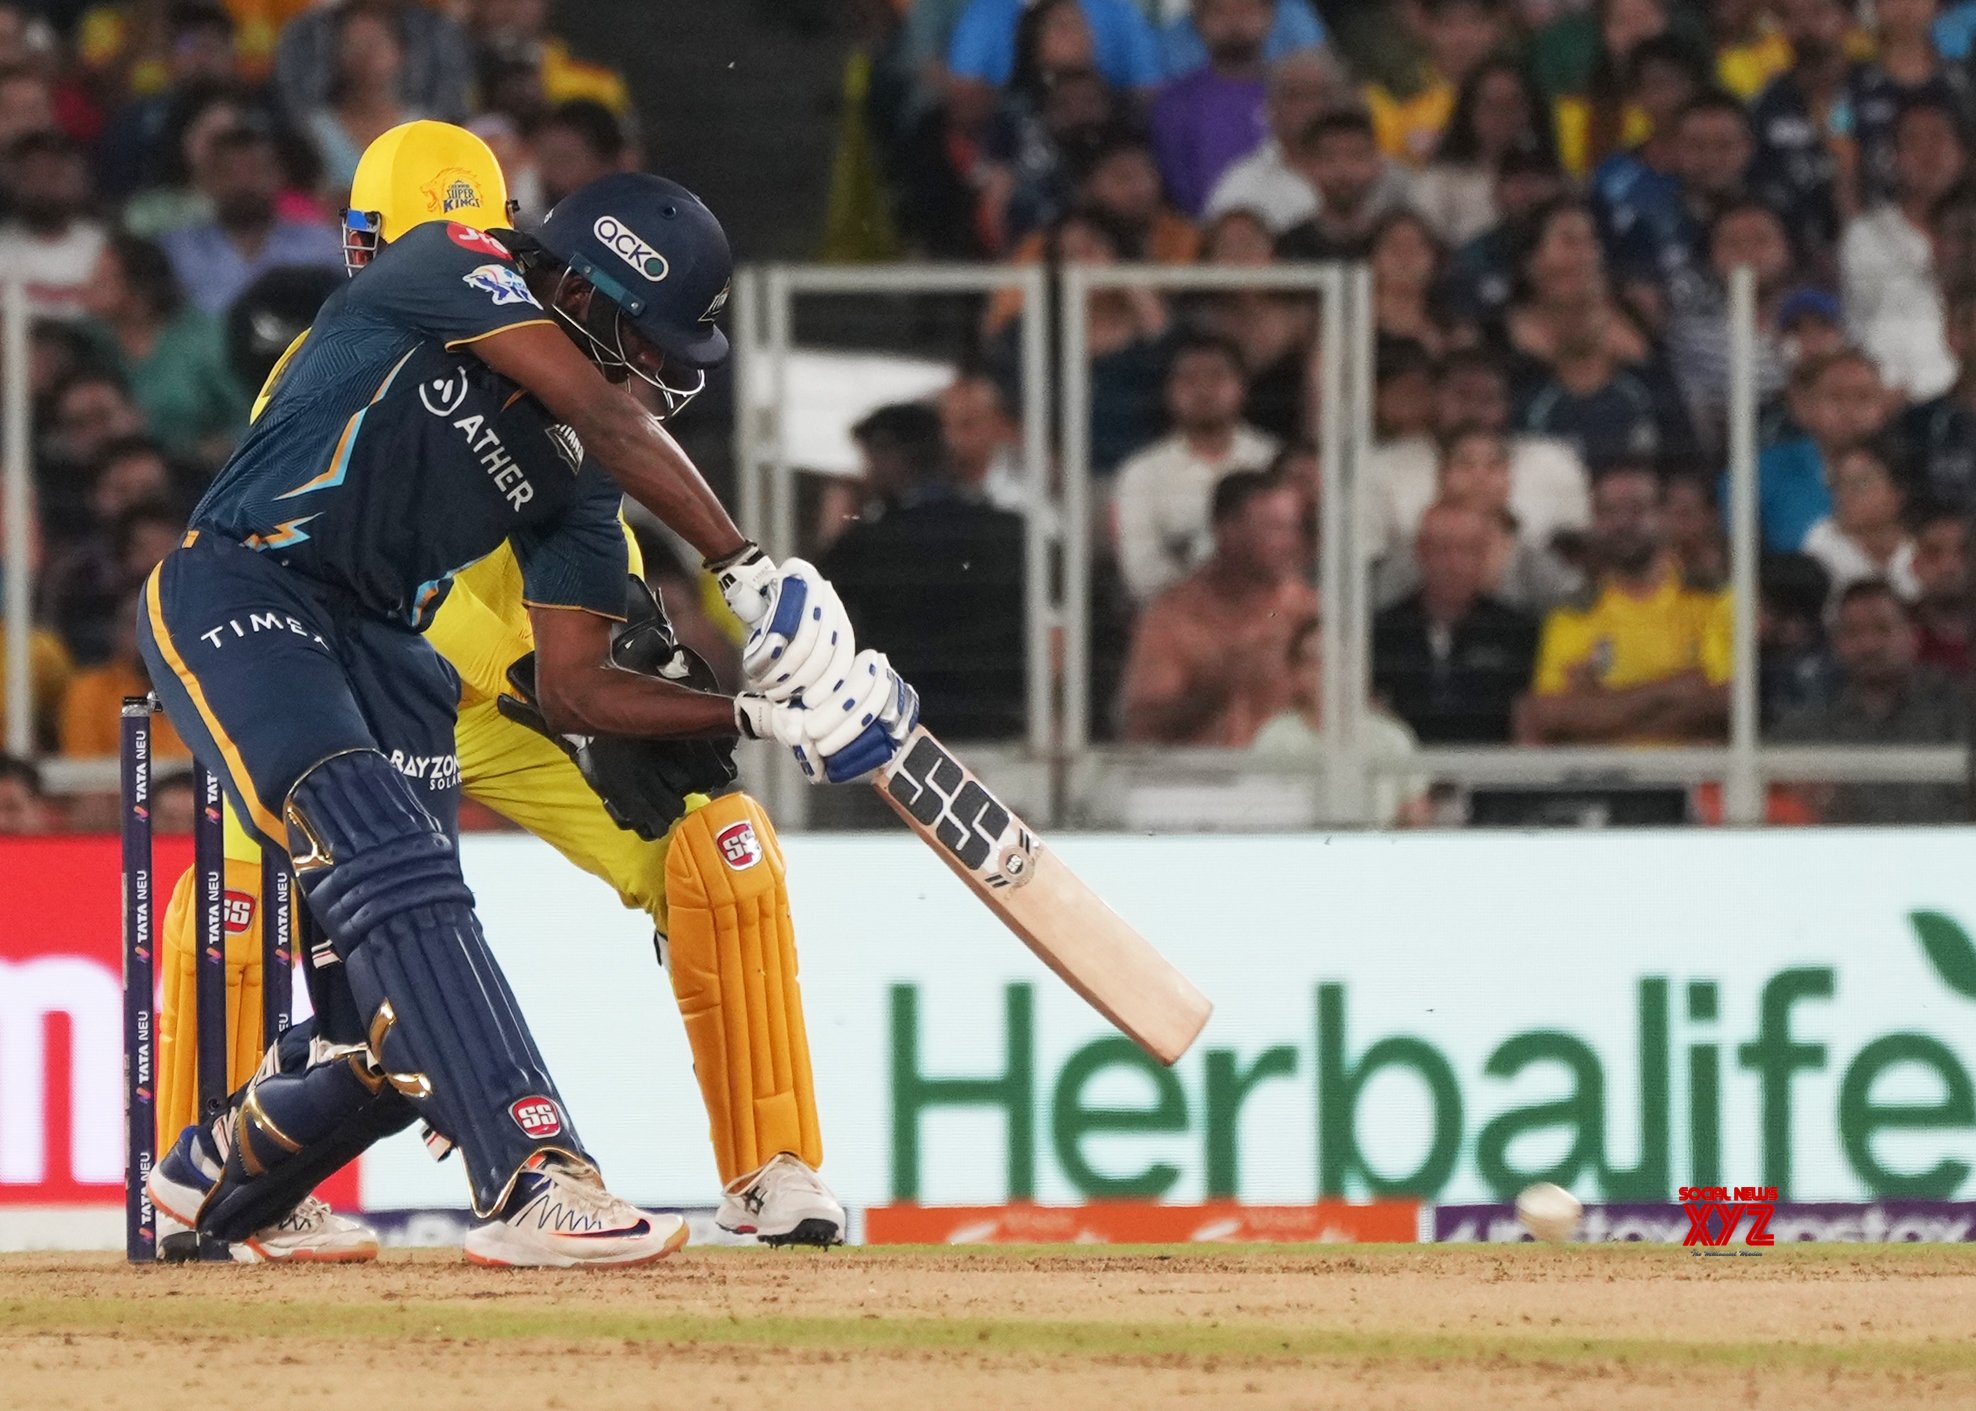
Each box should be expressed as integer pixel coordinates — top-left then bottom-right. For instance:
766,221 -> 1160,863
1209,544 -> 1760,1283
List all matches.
594,216 -> 669,282
419,366 -> 471,417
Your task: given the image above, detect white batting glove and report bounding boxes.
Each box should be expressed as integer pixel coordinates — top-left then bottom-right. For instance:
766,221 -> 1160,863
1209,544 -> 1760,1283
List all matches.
733,652 -> 920,785
739,558 -> 857,705
733,693 -> 805,747
707,541 -> 777,627
797,650 -> 921,784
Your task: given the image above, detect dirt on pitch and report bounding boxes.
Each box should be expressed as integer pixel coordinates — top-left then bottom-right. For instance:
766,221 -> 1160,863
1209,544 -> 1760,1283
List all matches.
5,1244 -> 1976,1410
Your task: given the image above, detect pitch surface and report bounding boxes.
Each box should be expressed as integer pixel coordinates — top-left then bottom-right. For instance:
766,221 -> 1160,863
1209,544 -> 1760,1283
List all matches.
4,1245 -> 1973,1408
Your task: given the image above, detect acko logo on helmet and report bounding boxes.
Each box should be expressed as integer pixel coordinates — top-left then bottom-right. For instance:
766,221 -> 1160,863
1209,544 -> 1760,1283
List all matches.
594,215 -> 670,282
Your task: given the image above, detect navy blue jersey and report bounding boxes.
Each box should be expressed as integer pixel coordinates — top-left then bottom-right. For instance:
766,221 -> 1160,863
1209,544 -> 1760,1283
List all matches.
192,220 -> 627,627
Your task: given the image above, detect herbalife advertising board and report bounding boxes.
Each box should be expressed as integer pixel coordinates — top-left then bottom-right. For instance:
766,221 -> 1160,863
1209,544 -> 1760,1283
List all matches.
9,830 -> 1976,1226
333,829 -> 1976,1212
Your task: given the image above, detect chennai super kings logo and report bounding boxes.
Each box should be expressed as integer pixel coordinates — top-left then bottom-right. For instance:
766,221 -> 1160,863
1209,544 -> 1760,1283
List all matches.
422,168 -> 484,216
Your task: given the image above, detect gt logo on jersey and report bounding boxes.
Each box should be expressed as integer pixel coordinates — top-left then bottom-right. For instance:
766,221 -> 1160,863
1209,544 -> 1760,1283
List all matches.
594,215 -> 669,282
446,223 -> 509,258
509,1096 -> 564,1139
424,170 -> 484,215
463,263 -> 539,308
716,819 -> 762,871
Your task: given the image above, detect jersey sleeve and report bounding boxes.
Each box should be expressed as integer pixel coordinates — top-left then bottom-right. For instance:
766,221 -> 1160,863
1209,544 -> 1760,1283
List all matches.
354,221 -> 555,351
512,457 -> 629,618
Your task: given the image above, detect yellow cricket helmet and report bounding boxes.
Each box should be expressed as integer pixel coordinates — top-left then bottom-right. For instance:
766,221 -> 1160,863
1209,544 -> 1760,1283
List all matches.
342,119 -> 516,274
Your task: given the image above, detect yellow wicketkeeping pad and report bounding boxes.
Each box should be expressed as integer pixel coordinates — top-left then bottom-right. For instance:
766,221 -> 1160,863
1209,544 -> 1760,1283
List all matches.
663,793 -> 821,1183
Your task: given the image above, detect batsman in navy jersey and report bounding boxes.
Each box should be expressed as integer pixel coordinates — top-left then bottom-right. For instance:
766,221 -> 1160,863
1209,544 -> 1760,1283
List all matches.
150,219 -> 631,835
134,174 -> 917,1265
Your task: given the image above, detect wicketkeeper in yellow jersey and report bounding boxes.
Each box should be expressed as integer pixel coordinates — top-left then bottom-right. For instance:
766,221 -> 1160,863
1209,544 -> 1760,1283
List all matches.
154,121 -> 839,1261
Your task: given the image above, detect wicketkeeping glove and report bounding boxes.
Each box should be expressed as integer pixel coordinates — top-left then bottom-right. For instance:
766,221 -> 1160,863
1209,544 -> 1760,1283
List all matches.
498,577 -> 738,839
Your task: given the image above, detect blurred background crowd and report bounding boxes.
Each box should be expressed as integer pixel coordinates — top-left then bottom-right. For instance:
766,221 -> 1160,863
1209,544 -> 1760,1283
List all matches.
0,0 -> 1971,833
821,0 -> 1976,829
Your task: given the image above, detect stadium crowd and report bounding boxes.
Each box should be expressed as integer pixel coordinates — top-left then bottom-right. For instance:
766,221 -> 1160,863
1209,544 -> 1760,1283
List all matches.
0,0 -> 1972,832
828,0 -> 1976,824
0,0 -> 643,830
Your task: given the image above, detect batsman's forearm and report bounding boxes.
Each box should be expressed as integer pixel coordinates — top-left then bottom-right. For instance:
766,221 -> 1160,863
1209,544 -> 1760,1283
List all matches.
540,666 -> 739,741
578,394 -> 748,563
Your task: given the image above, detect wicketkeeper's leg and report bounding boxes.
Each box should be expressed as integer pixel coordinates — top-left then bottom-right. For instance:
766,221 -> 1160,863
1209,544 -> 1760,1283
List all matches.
662,793 -> 821,1181
455,701 -> 822,1183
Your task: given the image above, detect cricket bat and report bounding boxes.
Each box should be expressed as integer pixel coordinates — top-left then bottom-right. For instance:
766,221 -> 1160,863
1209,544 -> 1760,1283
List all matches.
874,727 -> 1212,1065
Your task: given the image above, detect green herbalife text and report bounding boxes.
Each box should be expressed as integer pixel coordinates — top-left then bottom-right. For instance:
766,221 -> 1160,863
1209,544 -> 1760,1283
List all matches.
887,912 -> 1976,1202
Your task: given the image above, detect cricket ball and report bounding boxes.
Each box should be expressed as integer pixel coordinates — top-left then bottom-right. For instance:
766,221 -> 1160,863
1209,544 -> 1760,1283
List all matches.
1515,1182 -> 1582,1243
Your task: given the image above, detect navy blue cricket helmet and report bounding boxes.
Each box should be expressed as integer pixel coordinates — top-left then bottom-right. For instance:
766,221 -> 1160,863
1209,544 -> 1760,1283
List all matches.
533,172 -> 732,417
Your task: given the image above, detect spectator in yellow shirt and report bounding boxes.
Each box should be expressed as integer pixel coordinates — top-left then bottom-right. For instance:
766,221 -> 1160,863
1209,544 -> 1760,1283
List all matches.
467,0 -> 632,113
0,622 -> 74,752
1365,0 -> 1509,167
1519,463 -> 1732,745
1708,0 -> 1874,101
60,589 -> 190,761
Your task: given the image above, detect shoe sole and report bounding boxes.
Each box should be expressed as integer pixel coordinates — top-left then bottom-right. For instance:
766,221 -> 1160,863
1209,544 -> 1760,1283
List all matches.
464,1219 -> 690,1270
240,1234 -> 381,1264
759,1217 -> 844,1249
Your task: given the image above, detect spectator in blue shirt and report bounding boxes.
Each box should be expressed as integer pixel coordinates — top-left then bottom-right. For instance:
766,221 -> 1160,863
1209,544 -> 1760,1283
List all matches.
1589,34 -> 1710,296
1846,0 -> 1975,211
1747,0 -> 1861,268
1749,348 -> 1894,551
1898,280 -> 1976,507
1614,89 -> 1755,306
1939,0 -> 1976,59
948,0 -> 1163,96
157,124 -> 342,316
1159,0 -> 1325,78
1516,323 -> 1697,474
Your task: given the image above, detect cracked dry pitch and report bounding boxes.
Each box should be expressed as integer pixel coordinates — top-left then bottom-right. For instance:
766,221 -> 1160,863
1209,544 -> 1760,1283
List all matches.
5,1245 -> 1976,1410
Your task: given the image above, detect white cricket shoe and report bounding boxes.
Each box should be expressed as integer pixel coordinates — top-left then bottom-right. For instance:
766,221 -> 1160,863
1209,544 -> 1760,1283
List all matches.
716,1153 -> 845,1247
464,1157 -> 688,1268
148,1124 -> 379,1263
231,1197 -> 380,1264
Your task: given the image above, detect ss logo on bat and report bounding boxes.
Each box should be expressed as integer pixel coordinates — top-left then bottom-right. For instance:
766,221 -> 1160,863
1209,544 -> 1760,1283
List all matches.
886,736 -> 1034,888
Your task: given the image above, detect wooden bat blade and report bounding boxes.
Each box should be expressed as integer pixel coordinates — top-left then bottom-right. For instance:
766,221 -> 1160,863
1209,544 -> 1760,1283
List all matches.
874,727 -> 1212,1064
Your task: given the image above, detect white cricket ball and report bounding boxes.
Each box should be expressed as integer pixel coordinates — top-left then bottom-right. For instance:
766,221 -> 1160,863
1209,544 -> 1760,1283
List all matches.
1515,1182 -> 1582,1242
